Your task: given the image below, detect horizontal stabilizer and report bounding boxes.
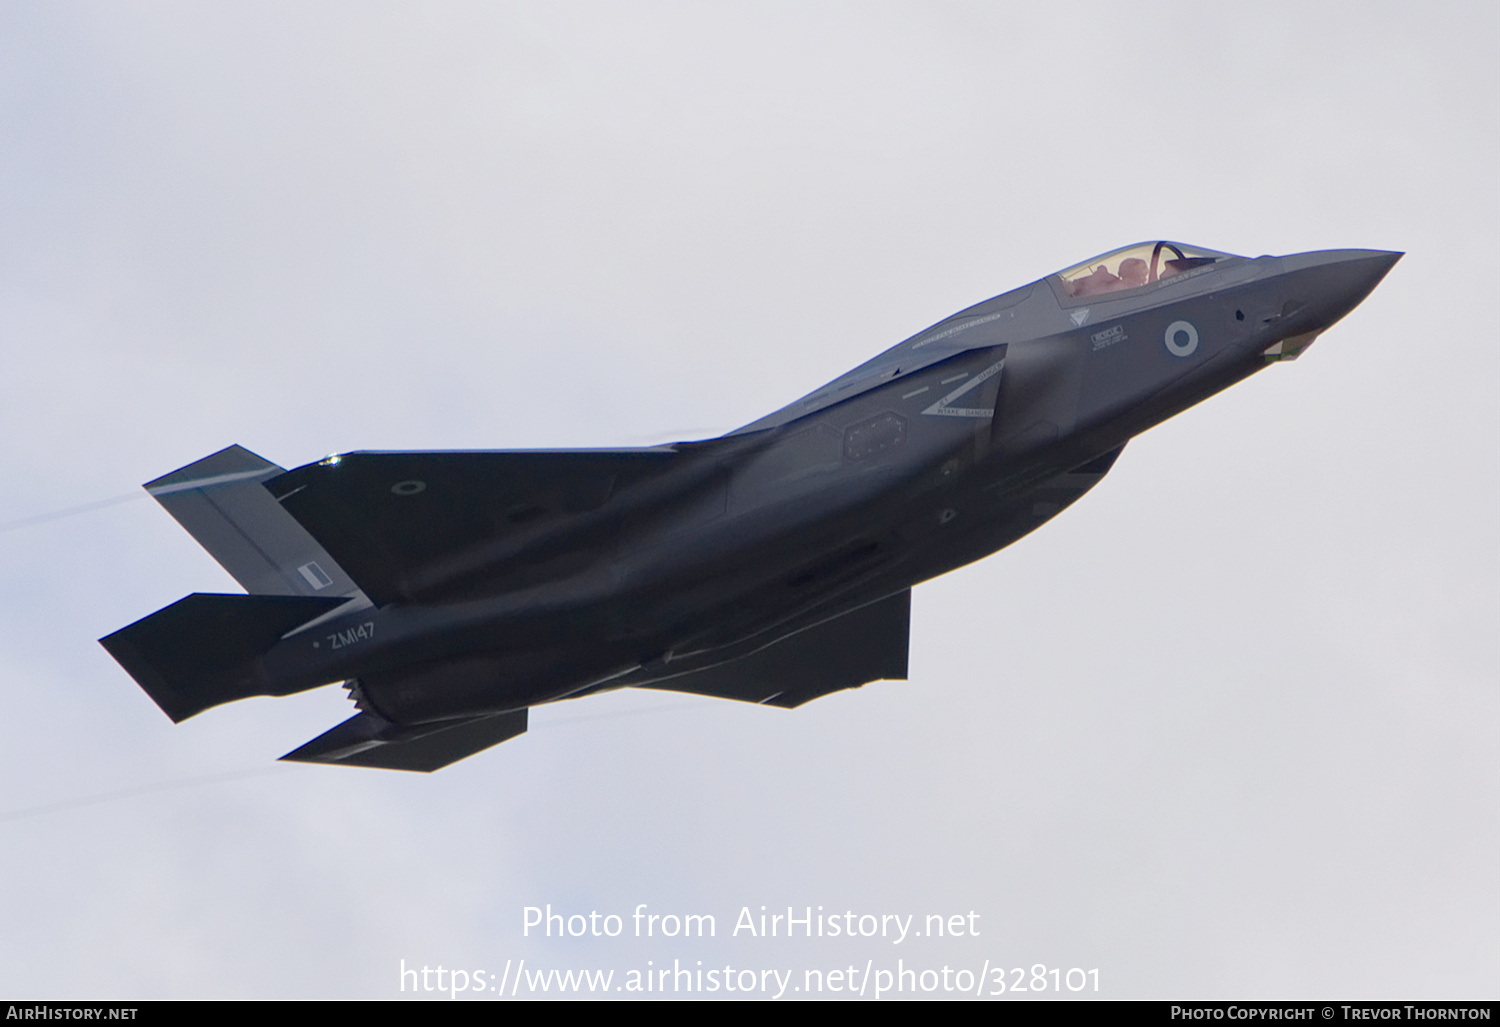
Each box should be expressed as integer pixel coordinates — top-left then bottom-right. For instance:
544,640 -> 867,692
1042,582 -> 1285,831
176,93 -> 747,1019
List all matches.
146,445 -> 361,599
280,708 -> 528,772
641,589 -> 910,708
100,593 -> 348,722
268,449 -> 684,605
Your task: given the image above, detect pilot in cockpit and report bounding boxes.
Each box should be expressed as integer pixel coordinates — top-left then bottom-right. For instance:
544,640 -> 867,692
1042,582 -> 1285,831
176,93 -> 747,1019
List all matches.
1117,257 -> 1149,289
1068,264 -> 1123,297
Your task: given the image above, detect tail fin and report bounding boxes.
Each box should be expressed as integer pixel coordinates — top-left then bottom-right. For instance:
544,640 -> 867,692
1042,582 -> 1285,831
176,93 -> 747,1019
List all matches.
100,593 -> 347,721
146,445 -> 363,600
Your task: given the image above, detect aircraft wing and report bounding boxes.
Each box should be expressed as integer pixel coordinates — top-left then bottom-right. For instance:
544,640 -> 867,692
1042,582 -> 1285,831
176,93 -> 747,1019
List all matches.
639,589 -> 911,708
266,449 -> 683,606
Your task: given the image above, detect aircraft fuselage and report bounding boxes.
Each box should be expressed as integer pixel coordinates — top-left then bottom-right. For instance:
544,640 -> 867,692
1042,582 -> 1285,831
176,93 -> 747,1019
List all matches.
101,242 -> 1400,770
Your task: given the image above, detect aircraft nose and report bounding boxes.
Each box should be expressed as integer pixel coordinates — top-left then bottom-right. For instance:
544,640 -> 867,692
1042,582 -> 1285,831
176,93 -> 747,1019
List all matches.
1276,249 -> 1403,333
1324,249 -> 1403,305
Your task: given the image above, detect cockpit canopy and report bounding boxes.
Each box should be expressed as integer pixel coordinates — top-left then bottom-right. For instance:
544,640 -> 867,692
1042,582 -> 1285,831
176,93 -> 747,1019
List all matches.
1058,241 -> 1240,300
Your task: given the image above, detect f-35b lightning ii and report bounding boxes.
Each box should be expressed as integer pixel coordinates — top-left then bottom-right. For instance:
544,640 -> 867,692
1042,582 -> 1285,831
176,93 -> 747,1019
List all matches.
102,242 -> 1400,771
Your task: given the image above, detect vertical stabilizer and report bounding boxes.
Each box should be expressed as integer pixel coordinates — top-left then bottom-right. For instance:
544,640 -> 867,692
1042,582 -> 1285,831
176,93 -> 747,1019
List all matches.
146,445 -> 364,601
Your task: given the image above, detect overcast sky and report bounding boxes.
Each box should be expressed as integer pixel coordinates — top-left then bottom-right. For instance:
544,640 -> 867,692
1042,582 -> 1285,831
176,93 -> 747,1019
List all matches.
0,1 -> 1495,1000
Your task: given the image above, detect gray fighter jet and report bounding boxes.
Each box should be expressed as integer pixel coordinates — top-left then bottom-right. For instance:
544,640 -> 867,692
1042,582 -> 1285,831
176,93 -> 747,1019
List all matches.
102,242 -> 1399,771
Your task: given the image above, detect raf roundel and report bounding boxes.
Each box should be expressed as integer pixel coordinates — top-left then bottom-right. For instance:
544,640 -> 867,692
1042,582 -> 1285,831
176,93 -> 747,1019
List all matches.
1163,320 -> 1199,358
